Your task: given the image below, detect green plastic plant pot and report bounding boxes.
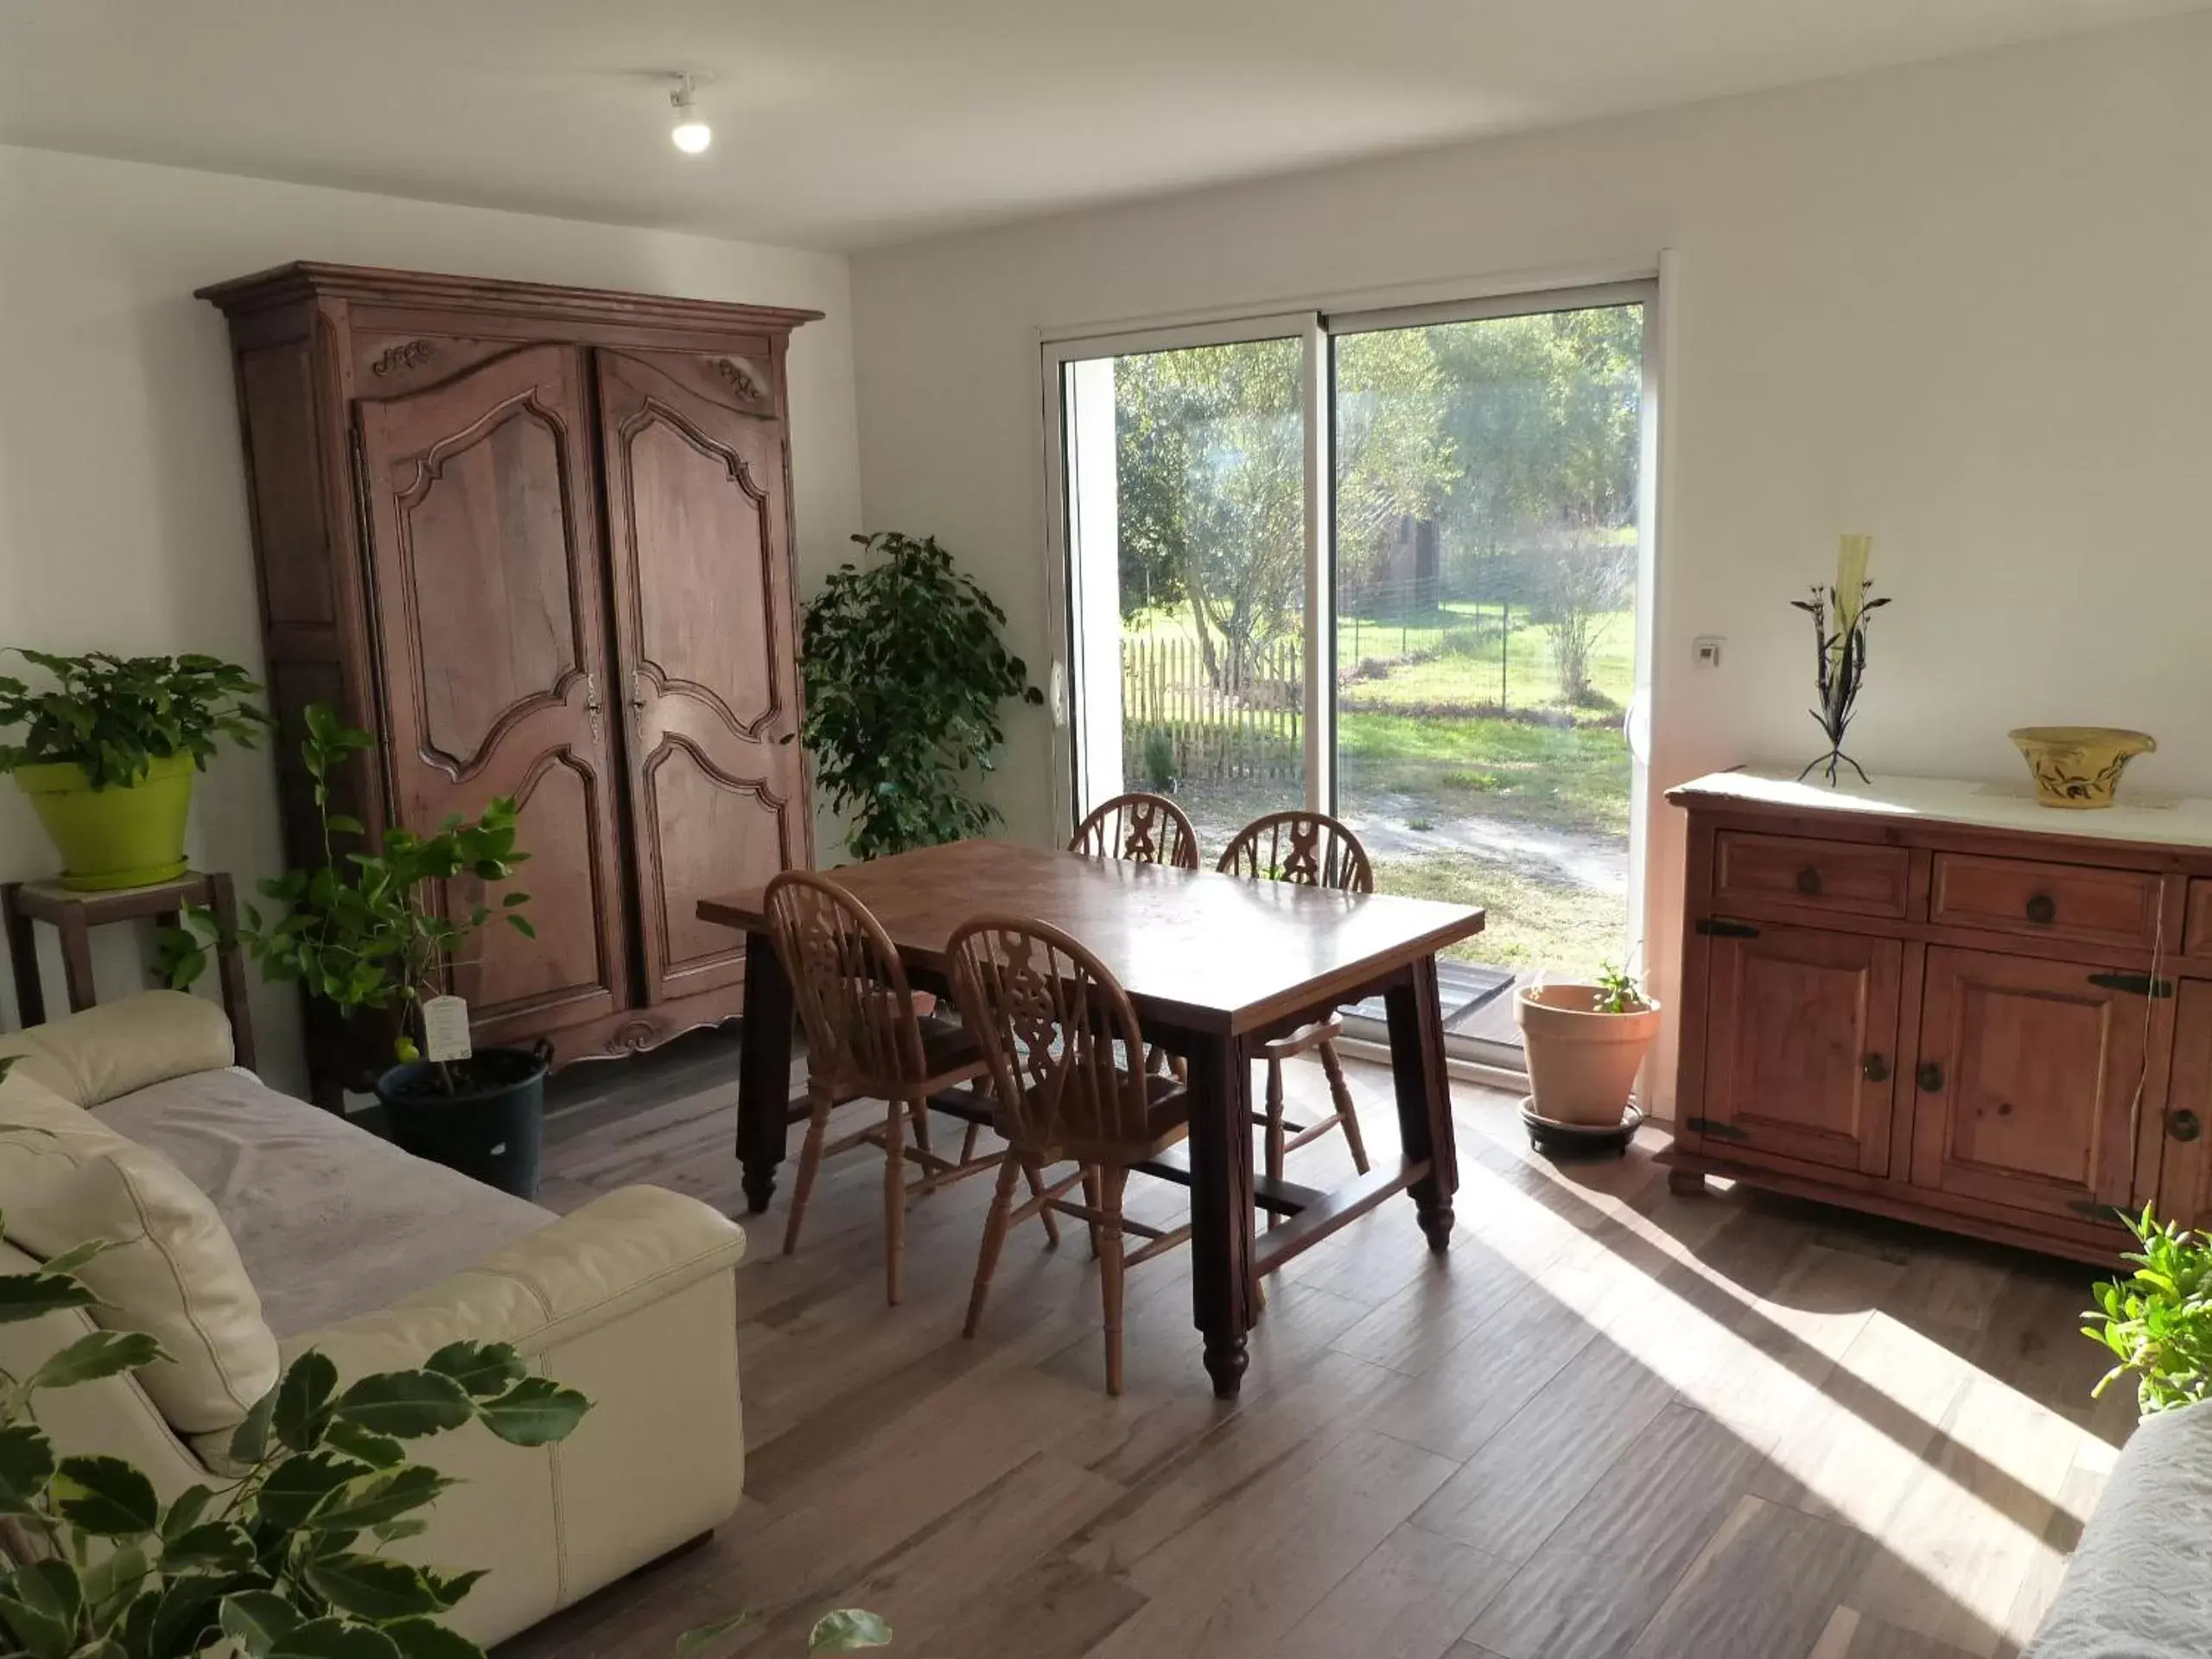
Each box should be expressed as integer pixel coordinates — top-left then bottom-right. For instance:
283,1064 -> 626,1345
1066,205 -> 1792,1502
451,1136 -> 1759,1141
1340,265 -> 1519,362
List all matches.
12,753 -> 195,890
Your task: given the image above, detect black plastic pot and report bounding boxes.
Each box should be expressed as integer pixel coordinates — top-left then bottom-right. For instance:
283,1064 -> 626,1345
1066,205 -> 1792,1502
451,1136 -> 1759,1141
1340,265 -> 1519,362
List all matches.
375,1041 -> 551,1199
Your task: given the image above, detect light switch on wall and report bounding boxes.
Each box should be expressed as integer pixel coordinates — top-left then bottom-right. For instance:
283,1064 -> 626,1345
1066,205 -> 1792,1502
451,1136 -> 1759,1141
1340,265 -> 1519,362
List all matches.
1693,636 -> 1724,669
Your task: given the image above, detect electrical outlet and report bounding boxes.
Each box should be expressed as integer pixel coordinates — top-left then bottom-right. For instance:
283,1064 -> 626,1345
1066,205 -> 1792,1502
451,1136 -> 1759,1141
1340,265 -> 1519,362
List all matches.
1694,636 -> 1725,669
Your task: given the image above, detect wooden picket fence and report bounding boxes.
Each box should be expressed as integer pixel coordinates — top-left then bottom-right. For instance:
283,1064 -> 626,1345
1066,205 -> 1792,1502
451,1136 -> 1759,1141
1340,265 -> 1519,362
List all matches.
1121,635 -> 1302,785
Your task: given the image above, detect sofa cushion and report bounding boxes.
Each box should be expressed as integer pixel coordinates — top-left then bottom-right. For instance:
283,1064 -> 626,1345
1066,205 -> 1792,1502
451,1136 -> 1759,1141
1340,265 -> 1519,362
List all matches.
0,991 -> 234,1107
93,1067 -> 553,1339
0,1071 -> 276,1433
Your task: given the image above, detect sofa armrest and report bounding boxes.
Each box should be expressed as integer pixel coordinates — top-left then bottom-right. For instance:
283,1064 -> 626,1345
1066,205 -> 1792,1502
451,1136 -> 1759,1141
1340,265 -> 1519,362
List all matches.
279,1185 -> 747,1375
0,991 -> 235,1106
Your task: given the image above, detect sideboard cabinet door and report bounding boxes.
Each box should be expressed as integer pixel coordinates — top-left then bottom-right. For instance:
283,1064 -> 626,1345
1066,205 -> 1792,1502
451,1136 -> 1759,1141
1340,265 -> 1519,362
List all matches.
1909,946 -> 2145,1221
595,349 -> 809,1007
2154,979 -> 2212,1230
355,343 -> 631,1046
1701,922 -> 1903,1175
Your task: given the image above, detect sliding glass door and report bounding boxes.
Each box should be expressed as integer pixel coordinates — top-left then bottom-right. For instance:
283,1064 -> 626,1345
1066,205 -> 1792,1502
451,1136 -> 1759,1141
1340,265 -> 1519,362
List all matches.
1049,285 -> 1654,1066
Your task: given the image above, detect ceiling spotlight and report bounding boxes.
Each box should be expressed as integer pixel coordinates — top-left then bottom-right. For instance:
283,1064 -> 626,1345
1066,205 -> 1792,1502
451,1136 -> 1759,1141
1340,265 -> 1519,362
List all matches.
670,74 -> 711,155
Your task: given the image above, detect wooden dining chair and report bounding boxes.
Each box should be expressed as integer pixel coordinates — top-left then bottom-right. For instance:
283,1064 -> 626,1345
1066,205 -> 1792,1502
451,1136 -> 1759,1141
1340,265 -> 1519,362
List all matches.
948,915 -> 1192,1395
1216,811 -> 1375,1218
1067,791 -> 1202,870
764,871 -> 1056,1306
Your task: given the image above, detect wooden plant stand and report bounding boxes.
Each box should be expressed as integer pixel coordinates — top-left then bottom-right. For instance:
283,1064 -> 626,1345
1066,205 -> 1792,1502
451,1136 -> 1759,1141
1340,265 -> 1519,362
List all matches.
2,872 -> 256,1071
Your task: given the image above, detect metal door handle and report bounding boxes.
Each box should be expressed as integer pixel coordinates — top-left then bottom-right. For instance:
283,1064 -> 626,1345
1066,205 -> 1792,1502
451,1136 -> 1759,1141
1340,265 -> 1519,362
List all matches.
1796,868 -> 1823,897
1917,1061 -> 1945,1093
1862,1053 -> 1890,1084
2171,1109 -> 2202,1143
2025,893 -> 2056,925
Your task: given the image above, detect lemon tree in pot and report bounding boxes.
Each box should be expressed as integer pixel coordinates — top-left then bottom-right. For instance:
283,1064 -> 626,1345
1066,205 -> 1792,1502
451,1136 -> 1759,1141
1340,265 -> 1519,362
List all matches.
0,650 -> 270,890
1516,963 -> 1662,1129
160,706 -> 544,1197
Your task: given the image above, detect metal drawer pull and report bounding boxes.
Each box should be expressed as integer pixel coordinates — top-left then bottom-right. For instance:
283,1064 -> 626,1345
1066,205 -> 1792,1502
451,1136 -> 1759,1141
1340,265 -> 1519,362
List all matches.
2024,893 -> 2056,925
1917,1061 -> 1944,1093
1862,1053 -> 1890,1084
1796,867 -> 1823,897
2171,1109 -> 2202,1144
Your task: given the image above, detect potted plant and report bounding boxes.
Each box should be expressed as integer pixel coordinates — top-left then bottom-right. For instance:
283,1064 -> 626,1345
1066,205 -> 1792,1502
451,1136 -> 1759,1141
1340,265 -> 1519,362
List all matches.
2087,1206 -> 2212,1414
161,705 -> 547,1197
0,649 -> 270,890
0,1169 -> 590,1659
0,1072 -> 881,1659
1515,961 -> 1662,1127
795,531 -> 1044,861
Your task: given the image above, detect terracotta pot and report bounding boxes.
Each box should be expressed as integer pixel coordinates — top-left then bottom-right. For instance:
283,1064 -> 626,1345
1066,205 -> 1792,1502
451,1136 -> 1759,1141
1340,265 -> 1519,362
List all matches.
1516,982 -> 1662,1127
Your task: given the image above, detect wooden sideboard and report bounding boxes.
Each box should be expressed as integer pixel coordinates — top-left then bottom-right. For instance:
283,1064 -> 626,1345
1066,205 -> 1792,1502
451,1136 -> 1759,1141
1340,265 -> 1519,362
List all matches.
1668,769 -> 2212,1263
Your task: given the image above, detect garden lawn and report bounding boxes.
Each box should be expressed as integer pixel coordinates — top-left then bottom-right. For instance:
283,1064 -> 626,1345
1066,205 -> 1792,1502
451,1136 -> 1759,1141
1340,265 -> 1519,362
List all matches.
1336,712 -> 1630,839
1370,849 -> 1626,978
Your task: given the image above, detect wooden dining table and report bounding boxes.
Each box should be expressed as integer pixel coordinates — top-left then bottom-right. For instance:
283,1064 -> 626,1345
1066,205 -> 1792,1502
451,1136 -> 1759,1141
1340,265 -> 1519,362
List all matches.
697,838 -> 1486,1399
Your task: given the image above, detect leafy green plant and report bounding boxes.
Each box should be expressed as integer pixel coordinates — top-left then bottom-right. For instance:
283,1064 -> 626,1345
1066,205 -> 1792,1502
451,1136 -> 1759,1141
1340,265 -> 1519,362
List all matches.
1591,962 -> 1646,1014
1139,728 -> 1175,794
0,1203 -> 590,1659
794,533 -> 1043,861
157,706 -> 531,1086
0,651 -> 270,789
2086,1206 -> 2212,1414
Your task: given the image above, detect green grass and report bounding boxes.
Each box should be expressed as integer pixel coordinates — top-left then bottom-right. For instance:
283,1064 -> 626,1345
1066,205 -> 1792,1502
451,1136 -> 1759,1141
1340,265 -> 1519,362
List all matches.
1122,602 -> 1635,715
1370,849 -> 1625,978
1337,712 -> 1630,838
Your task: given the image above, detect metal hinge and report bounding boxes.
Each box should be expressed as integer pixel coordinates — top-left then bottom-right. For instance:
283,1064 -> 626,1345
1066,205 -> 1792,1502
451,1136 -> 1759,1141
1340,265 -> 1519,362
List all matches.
1695,918 -> 1761,939
1684,1116 -> 1752,1142
2087,971 -> 2175,999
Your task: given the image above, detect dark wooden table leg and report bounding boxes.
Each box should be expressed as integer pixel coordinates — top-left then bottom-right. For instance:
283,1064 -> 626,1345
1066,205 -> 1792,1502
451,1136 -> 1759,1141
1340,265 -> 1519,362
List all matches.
1384,954 -> 1458,1253
1182,1027 -> 1255,1399
204,874 -> 257,1074
1,884 -> 41,1029
55,909 -> 95,1014
736,927 -> 794,1215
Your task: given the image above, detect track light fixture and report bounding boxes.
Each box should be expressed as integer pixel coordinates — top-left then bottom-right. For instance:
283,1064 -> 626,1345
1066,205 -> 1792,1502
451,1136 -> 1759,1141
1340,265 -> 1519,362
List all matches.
670,73 -> 711,155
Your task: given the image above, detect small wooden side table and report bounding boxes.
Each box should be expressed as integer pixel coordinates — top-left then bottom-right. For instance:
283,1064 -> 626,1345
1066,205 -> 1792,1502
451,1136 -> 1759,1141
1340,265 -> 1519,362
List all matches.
1,871 -> 256,1071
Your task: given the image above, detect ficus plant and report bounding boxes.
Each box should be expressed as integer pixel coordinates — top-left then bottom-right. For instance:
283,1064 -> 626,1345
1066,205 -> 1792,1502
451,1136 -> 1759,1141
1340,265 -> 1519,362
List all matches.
0,1210 -> 591,1659
2085,1205 -> 2212,1415
0,651 -> 270,789
157,706 -> 532,1091
0,1062 -> 887,1658
793,532 -> 1043,861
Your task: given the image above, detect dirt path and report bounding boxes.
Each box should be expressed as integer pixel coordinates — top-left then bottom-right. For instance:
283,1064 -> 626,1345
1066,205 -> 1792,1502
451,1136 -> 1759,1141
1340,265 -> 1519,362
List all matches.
1187,791 -> 1626,895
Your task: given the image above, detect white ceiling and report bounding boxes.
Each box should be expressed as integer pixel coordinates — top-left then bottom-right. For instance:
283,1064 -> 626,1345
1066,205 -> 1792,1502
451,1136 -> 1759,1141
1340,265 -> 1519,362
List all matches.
0,0 -> 2198,251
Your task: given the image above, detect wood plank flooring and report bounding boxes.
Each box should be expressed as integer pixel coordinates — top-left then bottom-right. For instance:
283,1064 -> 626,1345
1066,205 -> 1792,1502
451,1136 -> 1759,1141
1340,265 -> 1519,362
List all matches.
504,1050 -> 2133,1659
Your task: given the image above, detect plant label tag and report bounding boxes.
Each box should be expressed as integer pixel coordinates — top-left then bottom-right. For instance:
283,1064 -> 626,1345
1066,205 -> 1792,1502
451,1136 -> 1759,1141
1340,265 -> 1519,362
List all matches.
422,995 -> 473,1064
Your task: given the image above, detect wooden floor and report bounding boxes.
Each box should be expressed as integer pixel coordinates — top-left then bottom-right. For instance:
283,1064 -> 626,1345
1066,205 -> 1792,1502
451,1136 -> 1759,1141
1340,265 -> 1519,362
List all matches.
506,1049 -> 2134,1659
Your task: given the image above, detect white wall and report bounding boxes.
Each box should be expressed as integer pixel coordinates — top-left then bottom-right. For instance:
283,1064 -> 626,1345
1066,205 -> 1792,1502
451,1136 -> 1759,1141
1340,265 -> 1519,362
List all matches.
0,144 -> 861,1090
850,11 -> 2212,1109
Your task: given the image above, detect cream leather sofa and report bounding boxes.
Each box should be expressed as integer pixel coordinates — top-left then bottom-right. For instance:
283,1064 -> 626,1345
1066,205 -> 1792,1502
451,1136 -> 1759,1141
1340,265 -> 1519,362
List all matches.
0,992 -> 748,1646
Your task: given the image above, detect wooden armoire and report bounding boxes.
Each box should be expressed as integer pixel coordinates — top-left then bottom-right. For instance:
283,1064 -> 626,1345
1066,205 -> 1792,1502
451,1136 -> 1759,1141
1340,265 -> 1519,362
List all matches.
200,262 -> 818,1097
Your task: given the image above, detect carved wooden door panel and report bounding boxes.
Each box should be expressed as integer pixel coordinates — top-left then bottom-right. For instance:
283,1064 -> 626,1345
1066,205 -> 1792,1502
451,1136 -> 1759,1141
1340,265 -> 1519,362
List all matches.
355,343 -> 630,1046
1700,922 -> 1903,1175
595,348 -> 808,1005
1910,946 -> 2152,1220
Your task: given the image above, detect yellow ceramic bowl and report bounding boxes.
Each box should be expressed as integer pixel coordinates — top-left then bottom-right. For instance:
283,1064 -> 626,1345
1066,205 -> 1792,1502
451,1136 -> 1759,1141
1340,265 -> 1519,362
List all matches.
2008,727 -> 2157,810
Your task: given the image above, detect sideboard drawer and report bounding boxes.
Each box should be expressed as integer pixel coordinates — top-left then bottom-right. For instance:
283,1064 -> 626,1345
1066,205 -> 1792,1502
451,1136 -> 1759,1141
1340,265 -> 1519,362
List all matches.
1713,831 -> 1910,918
1929,854 -> 2160,949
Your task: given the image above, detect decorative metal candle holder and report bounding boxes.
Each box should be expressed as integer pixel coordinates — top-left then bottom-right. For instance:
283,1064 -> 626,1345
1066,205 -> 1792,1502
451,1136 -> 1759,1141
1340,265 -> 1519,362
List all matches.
1792,577 -> 1890,786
